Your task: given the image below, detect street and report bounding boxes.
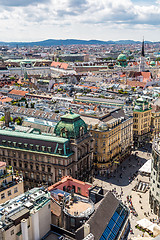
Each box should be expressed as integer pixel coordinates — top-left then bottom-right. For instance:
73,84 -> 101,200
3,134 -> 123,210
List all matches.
93,146 -> 159,238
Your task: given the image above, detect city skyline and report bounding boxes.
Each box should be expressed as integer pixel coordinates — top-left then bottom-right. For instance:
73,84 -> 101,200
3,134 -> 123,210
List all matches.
0,0 -> 160,42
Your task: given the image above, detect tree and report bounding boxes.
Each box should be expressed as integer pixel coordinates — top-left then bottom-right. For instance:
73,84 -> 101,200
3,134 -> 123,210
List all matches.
15,117 -> 23,125
0,116 -> 13,121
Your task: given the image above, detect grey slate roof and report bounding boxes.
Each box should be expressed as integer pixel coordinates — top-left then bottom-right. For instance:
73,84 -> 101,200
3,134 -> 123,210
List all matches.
87,192 -> 119,240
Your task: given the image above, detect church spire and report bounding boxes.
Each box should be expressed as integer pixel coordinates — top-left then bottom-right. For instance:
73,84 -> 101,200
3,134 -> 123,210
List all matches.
141,37 -> 145,57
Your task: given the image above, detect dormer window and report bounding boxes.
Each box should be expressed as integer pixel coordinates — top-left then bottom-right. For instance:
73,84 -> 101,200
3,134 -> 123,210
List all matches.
60,128 -> 68,138
80,126 -> 84,136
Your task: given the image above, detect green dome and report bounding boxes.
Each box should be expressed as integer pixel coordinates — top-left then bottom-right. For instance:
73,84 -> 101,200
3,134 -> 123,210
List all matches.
54,110 -> 87,139
117,54 -> 127,61
150,61 -> 156,66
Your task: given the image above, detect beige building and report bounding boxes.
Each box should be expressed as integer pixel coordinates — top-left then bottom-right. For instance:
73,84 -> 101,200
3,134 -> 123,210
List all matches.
82,108 -> 133,174
0,161 -> 23,204
151,98 -> 160,137
133,98 -> 152,147
0,188 -> 51,240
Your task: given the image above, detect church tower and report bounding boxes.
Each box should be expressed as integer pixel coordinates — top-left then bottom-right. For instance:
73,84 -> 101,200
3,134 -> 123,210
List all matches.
139,38 -> 145,72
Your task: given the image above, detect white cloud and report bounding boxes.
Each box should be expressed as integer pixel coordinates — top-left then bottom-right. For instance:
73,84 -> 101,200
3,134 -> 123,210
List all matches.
0,0 -> 160,41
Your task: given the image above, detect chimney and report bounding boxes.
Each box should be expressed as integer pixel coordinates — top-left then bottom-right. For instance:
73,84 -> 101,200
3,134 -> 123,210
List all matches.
4,106 -> 10,127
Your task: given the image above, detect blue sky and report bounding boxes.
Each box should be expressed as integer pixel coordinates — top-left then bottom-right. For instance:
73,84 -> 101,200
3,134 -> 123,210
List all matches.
0,0 -> 160,42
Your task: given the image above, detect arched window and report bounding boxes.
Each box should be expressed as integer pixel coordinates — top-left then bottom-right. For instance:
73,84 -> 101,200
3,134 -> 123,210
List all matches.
80,126 -> 84,136
60,128 -> 68,138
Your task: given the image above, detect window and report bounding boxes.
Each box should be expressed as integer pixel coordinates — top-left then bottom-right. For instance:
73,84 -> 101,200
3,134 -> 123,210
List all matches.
24,154 -> 27,159
48,167 -> 51,173
48,147 -> 51,152
14,161 -> 16,167
71,218 -> 75,227
42,146 -> 45,152
31,173 -> 34,179
36,145 -> 39,151
30,144 -> 34,150
24,143 -> 28,149
24,163 -> 28,169
36,165 -> 39,171
48,204 -> 50,209
19,162 -> 22,168
35,155 -> 39,161
14,187 -> 18,193
42,165 -> 45,172
1,193 -> 5,199
48,175 -> 51,182
11,230 -> 14,236
77,187 -> 81,194
42,175 -> 45,181
30,164 -> 33,170
8,190 -> 11,196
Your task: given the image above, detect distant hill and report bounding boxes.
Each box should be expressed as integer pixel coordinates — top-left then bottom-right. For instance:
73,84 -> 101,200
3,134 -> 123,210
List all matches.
0,39 -> 154,47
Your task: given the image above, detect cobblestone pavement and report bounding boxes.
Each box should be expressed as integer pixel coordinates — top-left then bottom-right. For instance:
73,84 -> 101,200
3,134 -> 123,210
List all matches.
93,146 -> 159,239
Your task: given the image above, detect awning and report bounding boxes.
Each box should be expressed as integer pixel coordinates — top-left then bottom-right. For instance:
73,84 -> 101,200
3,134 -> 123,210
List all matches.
139,159 -> 152,174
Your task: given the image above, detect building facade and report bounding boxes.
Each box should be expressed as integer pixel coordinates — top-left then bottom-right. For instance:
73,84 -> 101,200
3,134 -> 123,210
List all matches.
133,98 -> 152,147
151,99 -> 160,137
149,138 -> 160,217
82,108 -> 133,175
0,161 -> 24,203
0,111 -> 93,190
0,188 -> 51,240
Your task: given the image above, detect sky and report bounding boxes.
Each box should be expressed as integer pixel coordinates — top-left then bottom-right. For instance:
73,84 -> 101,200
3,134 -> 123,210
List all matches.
0,0 -> 160,42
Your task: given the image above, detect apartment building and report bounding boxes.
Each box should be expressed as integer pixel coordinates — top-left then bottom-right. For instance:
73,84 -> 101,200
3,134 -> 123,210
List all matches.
81,108 -> 133,174
0,188 -> 51,240
0,161 -> 23,204
133,98 -> 152,147
151,98 -> 160,137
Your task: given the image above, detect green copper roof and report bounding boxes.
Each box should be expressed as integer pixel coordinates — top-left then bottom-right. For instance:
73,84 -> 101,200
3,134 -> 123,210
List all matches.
61,111 -> 80,120
150,61 -> 156,66
54,111 -> 87,139
0,129 -> 68,143
117,54 -> 127,61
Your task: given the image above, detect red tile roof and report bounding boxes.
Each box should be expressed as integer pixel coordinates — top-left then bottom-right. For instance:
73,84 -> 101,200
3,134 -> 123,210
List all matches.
0,96 -> 13,103
126,80 -> 146,88
51,61 -> 69,70
141,72 -> 151,82
9,89 -> 28,96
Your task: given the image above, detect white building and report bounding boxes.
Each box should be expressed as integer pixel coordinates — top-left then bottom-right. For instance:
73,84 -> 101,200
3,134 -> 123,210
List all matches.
0,188 -> 51,240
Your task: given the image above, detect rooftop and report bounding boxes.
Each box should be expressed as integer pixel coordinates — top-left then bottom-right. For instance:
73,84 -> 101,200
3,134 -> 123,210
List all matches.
63,196 -> 94,218
0,188 -> 50,229
0,128 -> 69,143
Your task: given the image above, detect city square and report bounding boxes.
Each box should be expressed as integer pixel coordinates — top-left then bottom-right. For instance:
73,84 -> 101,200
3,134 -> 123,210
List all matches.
94,145 -> 159,239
